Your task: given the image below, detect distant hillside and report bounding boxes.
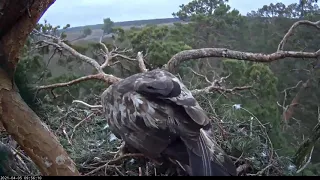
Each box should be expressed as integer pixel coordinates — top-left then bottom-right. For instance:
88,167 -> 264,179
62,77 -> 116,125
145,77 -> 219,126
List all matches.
63,17 -> 187,44
63,16 -> 274,45
64,17 -> 183,33
62,16 -> 279,44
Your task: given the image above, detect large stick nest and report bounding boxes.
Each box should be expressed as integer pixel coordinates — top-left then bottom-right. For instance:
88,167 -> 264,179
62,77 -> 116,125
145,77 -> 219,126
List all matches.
0,91 -> 296,176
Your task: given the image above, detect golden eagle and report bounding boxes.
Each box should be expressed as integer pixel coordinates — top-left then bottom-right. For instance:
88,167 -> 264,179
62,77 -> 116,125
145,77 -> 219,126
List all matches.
101,69 -> 237,176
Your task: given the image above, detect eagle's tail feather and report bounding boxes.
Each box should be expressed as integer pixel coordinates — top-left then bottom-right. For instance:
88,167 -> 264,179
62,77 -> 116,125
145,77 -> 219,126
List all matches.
186,128 -> 237,176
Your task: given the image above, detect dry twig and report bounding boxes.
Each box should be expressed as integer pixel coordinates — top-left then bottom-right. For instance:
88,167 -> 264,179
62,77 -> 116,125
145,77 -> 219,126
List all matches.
70,113 -> 94,140
72,100 -> 103,109
84,153 -> 145,176
188,68 -> 252,95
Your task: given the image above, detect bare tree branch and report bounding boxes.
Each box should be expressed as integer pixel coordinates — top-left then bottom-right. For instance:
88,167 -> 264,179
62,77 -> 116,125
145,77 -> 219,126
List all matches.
165,19 -> 320,74
278,20 -> 320,51
99,35 -> 111,68
34,31 -> 147,92
112,54 -> 136,61
188,68 -> 252,95
37,73 -> 121,91
192,84 -> 252,95
137,51 -> 148,73
188,67 -> 211,84
98,34 -> 140,69
166,48 -> 320,73
33,29 -> 103,73
99,35 -> 109,54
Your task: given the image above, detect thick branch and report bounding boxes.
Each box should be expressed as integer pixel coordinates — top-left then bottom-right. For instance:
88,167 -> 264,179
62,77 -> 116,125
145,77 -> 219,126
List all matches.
165,48 -> 320,73
166,19 -> 320,74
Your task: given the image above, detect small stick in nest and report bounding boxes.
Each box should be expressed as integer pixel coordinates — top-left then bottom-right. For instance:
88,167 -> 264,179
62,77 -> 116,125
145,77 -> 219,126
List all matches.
70,113 -> 94,140
62,127 -> 72,145
84,153 -> 145,176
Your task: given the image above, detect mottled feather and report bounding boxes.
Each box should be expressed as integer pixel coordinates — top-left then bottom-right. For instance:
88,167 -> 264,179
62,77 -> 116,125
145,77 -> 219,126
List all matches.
101,68 -> 237,176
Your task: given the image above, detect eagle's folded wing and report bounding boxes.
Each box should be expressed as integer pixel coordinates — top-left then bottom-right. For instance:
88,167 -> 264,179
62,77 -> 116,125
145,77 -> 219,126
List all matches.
132,70 -> 236,175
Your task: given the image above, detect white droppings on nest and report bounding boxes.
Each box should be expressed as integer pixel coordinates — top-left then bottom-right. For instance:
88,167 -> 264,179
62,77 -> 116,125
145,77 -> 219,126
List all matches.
261,151 -> 267,158
232,104 -> 241,110
288,164 -> 296,172
109,133 -> 118,142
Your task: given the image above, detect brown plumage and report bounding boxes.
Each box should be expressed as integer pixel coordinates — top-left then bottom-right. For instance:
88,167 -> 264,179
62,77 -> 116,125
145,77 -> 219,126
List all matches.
101,69 -> 237,176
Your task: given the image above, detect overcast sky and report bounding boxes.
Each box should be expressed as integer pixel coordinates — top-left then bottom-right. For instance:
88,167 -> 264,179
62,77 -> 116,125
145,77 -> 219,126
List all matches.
40,0 -> 298,27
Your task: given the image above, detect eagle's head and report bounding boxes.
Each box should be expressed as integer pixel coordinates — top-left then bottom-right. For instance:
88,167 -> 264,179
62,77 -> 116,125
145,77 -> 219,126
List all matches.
133,70 -> 181,98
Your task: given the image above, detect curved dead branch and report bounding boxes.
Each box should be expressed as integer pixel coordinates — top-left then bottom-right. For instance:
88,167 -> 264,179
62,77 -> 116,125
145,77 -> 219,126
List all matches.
166,19 -> 320,73
165,49 -> 320,73
278,20 -> 320,51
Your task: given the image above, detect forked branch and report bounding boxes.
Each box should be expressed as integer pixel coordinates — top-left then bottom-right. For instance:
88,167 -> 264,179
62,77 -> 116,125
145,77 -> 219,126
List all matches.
188,68 -> 252,95
33,29 -> 103,73
34,30 -> 146,91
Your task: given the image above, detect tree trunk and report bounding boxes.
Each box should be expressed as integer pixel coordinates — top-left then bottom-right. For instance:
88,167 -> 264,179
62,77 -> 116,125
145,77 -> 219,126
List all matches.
0,0 -> 80,176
